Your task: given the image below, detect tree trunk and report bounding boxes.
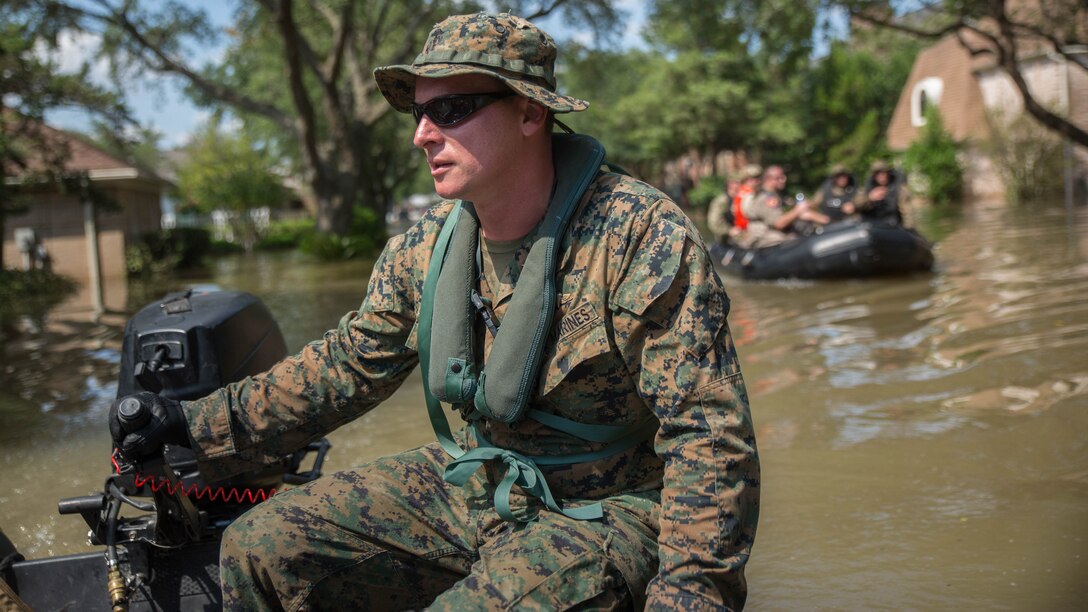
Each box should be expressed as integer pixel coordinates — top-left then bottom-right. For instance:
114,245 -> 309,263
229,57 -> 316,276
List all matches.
0,211 -> 6,270
313,176 -> 354,235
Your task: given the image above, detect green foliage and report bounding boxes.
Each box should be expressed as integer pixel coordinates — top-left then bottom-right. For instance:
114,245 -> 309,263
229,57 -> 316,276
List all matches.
0,269 -> 77,319
177,124 -> 288,215
903,107 -> 963,206
1,4 -> 130,267
828,110 -> 893,178
687,177 -> 726,211
561,44 -> 804,178
985,114 -> 1067,205
256,217 -> 316,250
299,205 -> 384,261
783,37 -> 919,192
645,0 -> 818,72
209,239 -> 246,255
175,123 -> 289,249
125,228 -> 212,276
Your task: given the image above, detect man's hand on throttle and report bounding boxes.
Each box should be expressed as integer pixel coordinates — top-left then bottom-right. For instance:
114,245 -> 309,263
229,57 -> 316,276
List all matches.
108,391 -> 191,461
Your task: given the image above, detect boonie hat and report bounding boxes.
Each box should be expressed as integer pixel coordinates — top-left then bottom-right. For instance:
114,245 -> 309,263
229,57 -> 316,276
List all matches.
870,160 -> 892,173
744,163 -> 763,179
829,163 -> 850,176
374,12 -> 588,114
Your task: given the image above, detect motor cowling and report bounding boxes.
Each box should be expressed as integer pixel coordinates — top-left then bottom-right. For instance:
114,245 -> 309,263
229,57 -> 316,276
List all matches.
118,288 -> 288,401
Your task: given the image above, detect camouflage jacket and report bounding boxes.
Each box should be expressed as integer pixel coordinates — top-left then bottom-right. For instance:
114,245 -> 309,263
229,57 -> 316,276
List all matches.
183,171 -> 760,610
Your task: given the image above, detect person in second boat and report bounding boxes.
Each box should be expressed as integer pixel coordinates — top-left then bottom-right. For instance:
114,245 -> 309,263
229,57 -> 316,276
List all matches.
856,160 -> 907,225
743,165 -> 830,248
809,163 -> 858,223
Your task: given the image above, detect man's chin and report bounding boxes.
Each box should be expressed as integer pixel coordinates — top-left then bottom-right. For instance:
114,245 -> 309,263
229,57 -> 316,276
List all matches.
433,181 -> 465,202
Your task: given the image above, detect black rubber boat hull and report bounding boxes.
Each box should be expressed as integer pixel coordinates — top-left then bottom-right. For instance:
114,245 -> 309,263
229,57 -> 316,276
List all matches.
714,221 -> 934,280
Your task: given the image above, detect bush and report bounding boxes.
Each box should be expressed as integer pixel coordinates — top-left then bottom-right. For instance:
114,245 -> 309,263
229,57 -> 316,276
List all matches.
299,232 -> 378,260
300,205 -> 385,261
126,227 -> 212,276
257,217 -> 315,250
0,268 -> 77,318
986,113 -> 1067,204
903,107 -> 963,205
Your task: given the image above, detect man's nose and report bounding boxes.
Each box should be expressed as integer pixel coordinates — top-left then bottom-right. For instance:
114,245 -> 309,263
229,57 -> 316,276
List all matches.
413,115 -> 441,148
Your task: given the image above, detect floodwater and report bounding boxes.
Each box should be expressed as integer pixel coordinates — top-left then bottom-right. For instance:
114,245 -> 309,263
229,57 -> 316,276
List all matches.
1,198 -> 1086,609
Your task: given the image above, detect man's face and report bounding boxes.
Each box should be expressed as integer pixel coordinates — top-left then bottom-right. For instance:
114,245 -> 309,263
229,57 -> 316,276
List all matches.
412,73 -> 523,203
834,173 -> 849,187
764,169 -> 787,191
874,170 -> 890,185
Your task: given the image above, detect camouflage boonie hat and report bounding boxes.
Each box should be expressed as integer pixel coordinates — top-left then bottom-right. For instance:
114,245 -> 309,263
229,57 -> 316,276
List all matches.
870,159 -> 892,173
373,12 -> 589,114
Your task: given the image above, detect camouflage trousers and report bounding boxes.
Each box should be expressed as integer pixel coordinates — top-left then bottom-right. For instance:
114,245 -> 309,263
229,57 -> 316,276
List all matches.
219,442 -> 661,611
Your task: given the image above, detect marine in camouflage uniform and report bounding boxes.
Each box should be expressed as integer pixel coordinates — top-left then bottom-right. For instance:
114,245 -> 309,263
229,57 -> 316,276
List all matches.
743,165 -> 828,248
174,12 -> 758,611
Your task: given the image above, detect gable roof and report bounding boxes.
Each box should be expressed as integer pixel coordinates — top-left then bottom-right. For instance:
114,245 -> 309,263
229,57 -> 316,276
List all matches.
4,118 -> 166,184
887,34 -> 992,150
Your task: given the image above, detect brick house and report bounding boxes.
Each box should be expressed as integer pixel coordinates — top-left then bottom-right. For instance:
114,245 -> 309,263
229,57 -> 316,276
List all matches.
2,122 -> 166,313
888,26 -> 1088,197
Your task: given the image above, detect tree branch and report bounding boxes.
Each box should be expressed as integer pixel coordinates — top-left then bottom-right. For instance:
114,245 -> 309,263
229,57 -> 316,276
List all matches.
273,0 -> 324,182
82,0 -> 294,132
848,8 -> 963,40
849,2 -> 1088,149
995,9 -> 1088,147
323,1 -> 353,85
526,0 -> 571,21
1004,19 -> 1088,70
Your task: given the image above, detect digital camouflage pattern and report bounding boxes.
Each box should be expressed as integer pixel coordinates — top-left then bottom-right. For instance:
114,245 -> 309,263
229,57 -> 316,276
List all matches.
184,170 -> 760,610
220,441 -> 657,610
374,13 -> 589,115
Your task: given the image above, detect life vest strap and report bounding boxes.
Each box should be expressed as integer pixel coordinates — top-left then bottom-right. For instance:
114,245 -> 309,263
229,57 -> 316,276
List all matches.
416,134 -> 656,522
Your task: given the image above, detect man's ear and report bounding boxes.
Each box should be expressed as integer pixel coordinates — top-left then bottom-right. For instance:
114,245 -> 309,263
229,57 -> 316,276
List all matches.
521,100 -> 549,136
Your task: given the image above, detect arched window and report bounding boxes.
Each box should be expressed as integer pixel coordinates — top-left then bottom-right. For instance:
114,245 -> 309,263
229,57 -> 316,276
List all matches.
911,77 -> 943,127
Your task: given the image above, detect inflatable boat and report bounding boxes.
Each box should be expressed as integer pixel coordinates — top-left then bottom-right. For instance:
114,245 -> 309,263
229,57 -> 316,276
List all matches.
713,221 -> 934,280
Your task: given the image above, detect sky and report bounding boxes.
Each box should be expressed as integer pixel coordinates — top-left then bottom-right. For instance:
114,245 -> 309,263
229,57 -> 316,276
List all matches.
43,1 -> 649,150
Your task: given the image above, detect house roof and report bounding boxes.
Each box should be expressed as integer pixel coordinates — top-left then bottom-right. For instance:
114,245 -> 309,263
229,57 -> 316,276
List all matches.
886,0 -> 1086,151
4,119 -> 167,184
887,34 -> 992,150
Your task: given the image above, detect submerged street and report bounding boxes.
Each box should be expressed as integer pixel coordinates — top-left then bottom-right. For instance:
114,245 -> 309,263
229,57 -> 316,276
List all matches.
1,196 -> 1085,609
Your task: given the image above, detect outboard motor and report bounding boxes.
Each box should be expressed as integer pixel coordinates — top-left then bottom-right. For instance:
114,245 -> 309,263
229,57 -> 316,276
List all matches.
5,288 -> 329,612
118,288 -> 287,401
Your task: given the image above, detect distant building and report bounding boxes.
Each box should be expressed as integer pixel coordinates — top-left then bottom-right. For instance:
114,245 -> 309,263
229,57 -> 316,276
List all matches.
2,122 -> 167,313
888,26 -> 1088,197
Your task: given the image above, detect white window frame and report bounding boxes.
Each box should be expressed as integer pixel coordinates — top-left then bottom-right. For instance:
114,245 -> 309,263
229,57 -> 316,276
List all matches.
911,77 -> 943,127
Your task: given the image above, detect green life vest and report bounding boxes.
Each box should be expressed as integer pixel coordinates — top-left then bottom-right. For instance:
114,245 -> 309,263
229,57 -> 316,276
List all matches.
417,133 -> 656,522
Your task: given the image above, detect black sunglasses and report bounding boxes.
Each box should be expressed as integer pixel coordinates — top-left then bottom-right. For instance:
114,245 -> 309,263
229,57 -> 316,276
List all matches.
411,91 -> 516,127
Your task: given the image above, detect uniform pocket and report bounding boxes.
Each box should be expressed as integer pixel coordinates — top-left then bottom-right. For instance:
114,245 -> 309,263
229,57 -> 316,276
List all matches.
539,318 -> 611,397
505,531 -> 629,611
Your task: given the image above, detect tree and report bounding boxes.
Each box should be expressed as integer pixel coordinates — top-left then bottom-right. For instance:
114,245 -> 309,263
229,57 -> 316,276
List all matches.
561,0 -> 820,178
792,35 -> 919,188
175,123 -> 290,250
1,2 -> 130,269
843,0 -> 1088,149
34,0 -> 623,237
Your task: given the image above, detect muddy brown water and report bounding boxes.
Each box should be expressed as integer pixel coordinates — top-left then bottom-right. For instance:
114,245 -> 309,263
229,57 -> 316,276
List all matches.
1,199 -> 1085,609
